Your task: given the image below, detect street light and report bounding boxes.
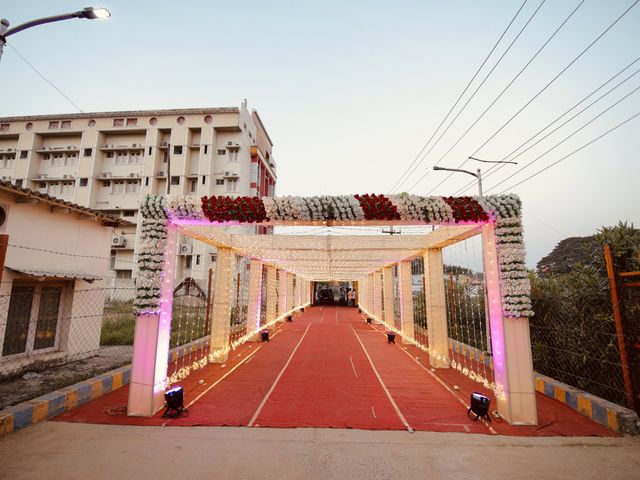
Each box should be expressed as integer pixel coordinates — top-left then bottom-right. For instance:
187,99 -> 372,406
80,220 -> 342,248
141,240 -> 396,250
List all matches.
433,157 -> 517,197
0,6 -> 111,62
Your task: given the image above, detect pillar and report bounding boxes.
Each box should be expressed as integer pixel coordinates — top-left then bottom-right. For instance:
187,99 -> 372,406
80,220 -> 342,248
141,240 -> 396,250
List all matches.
373,272 -> 382,320
423,249 -> 449,369
482,222 -> 537,425
266,264 -> 277,324
383,266 -> 394,327
398,260 -> 415,341
128,223 -> 178,417
246,259 -> 263,341
287,272 -> 295,311
278,269 -> 288,318
209,247 -> 234,363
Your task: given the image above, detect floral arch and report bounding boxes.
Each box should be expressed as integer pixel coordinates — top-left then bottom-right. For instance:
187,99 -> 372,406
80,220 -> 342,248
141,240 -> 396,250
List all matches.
128,193 -> 537,426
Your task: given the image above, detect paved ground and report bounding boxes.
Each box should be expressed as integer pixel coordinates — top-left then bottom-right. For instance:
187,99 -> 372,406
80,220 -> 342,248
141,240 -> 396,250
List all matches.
0,422 -> 638,480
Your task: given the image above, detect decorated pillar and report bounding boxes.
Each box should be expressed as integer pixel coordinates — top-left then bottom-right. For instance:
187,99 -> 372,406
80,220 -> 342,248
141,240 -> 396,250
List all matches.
246,259 -> 263,341
278,269 -> 288,319
287,272 -> 295,311
128,222 -> 178,417
266,264 -> 277,324
382,266 -> 394,327
398,260 -> 415,341
209,247 -> 234,363
373,271 -> 382,320
423,249 -> 449,369
482,222 -> 537,425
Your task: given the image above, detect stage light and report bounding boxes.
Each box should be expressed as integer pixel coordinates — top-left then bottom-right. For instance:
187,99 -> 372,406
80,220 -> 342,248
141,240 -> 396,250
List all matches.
467,392 -> 491,421
163,386 -> 188,418
286,315 -> 293,322
366,317 -> 372,324
260,330 -> 270,342
387,332 -> 396,344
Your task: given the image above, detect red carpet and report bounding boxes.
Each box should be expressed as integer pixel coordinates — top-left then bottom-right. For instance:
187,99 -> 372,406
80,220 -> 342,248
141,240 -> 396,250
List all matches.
54,306 -> 616,436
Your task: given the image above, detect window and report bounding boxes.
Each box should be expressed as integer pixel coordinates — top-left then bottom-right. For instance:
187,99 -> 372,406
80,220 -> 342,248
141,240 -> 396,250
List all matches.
185,255 -> 192,269
145,177 -> 149,187
20,150 -> 28,159
202,175 -> 206,185
61,120 -> 71,129
226,178 -> 238,192
190,179 -> 197,193
113,180 -> 125,194
195,255 -> 201,266
173,145 -> 183,155
106,152 -> 114,158
126,118 -> 137,126
129,151 -> 142,164
228,149 -> 239,162
210,253 -> 217,263
65,154 -> 78,166
115,152 -> 128,165
42,153 -> 51,160
204,145 -> 208,154
79,178 -> 88,187
83,148 -> 92,157
48,182 -> 61,196
48,121 -> 59,129
113,118 -> 124,127
38,182 -> 46,189
216,179 -> 224,185
116,270 -> 132,279
102,180 -> 111,187
170,176 -> 180,186
126,180 -> 140,194
2,283 -> 66,356
110,250 -> 117,269
14,178 -> 23,187
61,181 -> 74,196
123,210 -> 135,217
0,123 -> 9,132
148,146 -> 152,155
217,149 -> 225,155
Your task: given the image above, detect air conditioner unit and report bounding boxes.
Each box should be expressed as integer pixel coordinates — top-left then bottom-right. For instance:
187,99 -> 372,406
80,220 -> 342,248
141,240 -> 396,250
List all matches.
158,171 -> 166,177
67,146 -> 72,150
161,141 -> 168,147
179,244 -> 192,255
129,172 -> 136,177
1,176 -> 11,181
62,174 -> 70,179
224,171 -> 238,178
132,143 -> 139,148
37,174 -> 48,179
6,148 -> 14,152
102,172 -> 112,178
111,235 -> 127,247
227,141 -> 233,146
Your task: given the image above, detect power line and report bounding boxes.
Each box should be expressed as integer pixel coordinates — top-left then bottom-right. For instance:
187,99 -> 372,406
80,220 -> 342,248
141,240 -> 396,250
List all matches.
453,56 -> 640,194
485,82 -> 640,192
402,0 -> 546,193
424,0 -> 582,184
495,110 -> 640,194
426,0 -> 640,195
388,0 -> 530,193
5,43 -> 84,113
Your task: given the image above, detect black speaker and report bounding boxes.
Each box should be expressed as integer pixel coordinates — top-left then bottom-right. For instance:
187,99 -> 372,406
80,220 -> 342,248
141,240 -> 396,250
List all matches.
286,315 -> 293,322
260,330 -> 270,342
366,317 -> 372,324
387,332 -> 396,344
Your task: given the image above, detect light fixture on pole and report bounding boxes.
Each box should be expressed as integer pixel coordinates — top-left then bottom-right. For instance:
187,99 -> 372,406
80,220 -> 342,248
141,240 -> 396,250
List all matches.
0,6 -> 111,63
432,157 -> 517,197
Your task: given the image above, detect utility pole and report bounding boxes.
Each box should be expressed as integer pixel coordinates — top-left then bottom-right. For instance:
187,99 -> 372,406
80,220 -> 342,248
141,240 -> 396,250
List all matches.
382,226 -> 401,235
432,157 -> 517,197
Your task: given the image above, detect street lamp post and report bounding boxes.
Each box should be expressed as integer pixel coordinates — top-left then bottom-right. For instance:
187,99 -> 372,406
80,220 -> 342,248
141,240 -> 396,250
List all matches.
0,6 -> 110,63
432,157 -> 518,197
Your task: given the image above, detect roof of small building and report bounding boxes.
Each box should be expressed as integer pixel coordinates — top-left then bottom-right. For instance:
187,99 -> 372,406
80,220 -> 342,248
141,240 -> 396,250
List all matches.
0,180 -> 133,227
0,107 -> 239,122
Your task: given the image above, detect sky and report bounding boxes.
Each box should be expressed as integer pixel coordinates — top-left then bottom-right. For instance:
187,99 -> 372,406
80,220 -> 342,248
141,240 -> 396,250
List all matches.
1,0 -> 639,267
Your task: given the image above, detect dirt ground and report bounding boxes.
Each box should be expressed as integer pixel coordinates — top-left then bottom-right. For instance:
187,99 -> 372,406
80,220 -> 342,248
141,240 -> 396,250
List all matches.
0,423 -> 639,480
0,346 -> 132,409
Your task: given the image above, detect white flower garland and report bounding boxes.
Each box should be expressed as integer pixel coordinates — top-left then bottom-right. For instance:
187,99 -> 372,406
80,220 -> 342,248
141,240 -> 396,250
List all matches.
166,195 -> 203,220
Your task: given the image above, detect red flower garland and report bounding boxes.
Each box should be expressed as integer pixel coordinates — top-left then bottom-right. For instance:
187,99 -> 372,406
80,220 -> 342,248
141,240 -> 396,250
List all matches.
442,196 -> 490,223
201,196 -> 267,223
354,194 -> 401,220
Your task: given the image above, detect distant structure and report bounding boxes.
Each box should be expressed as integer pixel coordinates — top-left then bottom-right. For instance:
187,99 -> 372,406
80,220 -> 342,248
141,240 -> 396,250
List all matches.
0,101 -> 277,290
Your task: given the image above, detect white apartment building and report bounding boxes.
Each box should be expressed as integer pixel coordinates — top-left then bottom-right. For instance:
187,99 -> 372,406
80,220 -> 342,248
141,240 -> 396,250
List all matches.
0,101 -> 277,291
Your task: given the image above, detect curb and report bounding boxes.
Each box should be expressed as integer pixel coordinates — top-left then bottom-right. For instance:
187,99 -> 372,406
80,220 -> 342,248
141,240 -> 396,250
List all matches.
0,365 -> 131,438
534,374 -> 640,435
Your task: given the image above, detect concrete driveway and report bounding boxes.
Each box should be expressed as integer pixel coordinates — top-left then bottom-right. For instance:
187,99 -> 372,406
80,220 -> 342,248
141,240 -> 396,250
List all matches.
1,422 -> 639,480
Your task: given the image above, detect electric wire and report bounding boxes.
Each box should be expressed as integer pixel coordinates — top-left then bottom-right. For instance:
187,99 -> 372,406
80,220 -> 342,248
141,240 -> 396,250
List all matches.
400,0 -> 546,193
452,55 -> 640,194
494,109 -> 640,194
6,43 -> 84,113
426,0 -> 639,195
388,0 -> 530,193
418,0 -> 583,192
485,82 -> 640,192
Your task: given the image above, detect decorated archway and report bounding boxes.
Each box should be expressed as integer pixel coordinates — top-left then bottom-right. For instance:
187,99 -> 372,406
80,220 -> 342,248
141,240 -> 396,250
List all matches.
128,193 -> 536,425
